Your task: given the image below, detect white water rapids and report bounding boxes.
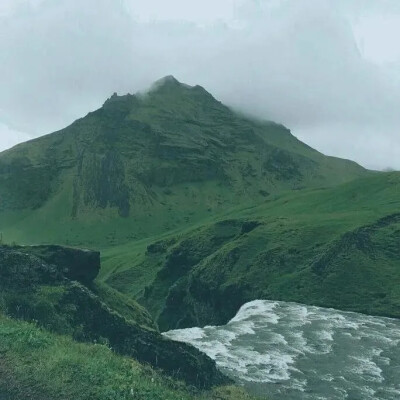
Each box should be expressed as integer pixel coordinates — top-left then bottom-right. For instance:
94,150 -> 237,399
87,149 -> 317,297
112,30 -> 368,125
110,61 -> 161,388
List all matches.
164,300 -> 400,400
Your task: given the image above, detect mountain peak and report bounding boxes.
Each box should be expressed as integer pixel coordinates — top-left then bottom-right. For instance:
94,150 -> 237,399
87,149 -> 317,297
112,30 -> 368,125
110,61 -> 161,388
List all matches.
148,75 -> 202,95
156,75 -> 180,85
150,75 -> 185,91
99,76 -> 221,124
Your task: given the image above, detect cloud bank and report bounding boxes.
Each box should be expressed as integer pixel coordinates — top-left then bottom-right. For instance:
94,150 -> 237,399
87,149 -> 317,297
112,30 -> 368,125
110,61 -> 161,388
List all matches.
0,0 -> 399,169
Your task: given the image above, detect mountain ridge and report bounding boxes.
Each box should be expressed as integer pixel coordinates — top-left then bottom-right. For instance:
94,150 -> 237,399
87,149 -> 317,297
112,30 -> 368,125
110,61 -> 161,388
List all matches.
0,76 -> 368,246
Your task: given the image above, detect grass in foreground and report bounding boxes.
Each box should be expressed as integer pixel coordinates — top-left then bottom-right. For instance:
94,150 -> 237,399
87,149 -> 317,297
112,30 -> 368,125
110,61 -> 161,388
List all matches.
0,313 -> 259,400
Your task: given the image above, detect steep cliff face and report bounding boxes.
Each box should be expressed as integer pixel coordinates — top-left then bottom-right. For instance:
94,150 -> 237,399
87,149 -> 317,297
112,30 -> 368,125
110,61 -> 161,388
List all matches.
19,245 -> 100,284
0,76 -> 367,246
0,244 -> 229,388
143,213 -> 400,329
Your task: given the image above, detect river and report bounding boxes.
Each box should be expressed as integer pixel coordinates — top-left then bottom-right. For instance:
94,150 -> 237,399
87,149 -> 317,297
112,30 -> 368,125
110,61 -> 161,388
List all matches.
163,300 -> 400,400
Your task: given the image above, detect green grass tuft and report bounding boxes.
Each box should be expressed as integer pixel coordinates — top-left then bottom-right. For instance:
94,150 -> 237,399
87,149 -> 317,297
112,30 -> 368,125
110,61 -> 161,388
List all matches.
0,314 -> 260,400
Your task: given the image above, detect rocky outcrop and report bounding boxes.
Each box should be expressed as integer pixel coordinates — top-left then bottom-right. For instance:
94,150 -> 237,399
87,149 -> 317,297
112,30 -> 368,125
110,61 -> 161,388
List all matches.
0,244 -> 100,286
0,246 -> 64,288
19,245 -> 100,285
61,282 -> 229,388
0,245 -> 229,389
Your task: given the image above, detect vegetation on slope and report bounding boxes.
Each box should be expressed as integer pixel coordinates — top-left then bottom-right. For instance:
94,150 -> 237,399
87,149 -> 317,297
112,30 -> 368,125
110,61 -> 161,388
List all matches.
0,76 -> 367,247
0,76 -> 398,398
0,314 -> 257,400
102,172 -> 400,329
0,244 -> 228,388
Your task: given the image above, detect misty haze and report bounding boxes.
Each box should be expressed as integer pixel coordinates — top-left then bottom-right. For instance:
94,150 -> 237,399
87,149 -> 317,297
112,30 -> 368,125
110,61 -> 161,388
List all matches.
0,2 -> 399,400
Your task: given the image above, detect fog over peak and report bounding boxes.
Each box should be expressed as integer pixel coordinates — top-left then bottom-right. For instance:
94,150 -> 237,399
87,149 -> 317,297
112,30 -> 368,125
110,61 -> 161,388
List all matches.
0,0 -> 399,170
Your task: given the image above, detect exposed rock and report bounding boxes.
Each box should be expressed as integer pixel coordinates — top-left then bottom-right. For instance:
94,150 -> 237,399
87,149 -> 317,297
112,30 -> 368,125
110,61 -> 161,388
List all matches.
0,244 -> 229,389
62,282 -> 230,388
20,245 -> 100,285
0,246 -> 63,288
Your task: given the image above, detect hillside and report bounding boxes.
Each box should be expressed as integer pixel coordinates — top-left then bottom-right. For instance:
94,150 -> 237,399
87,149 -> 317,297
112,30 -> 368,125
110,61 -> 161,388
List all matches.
102,172 -> 400,330
0,314 -> 256,400
1,77 -> 397,329
0,244 -> 229,388
0,76 -> 367,247
0,76 -> 398,399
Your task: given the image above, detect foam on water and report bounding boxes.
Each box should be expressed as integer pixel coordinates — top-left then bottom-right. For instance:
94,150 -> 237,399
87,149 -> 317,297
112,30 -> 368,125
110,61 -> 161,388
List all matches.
163,300 -> 400,400
230,300 -> 280,324
165,326 -> 205,341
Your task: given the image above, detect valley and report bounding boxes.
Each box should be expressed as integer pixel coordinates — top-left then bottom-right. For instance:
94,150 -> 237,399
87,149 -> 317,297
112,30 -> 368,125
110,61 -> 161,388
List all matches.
0,77 -> 399,400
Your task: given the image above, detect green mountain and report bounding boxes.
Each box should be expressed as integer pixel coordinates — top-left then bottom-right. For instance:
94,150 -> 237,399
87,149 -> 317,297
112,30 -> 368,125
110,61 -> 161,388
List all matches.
0,75 -> 366,247
1,76 -> 399,399
1,76 -> 398,328
1,77 -> 398,323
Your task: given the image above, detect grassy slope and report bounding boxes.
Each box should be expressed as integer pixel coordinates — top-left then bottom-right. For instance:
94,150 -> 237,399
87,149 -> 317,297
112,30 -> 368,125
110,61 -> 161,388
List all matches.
0,244 -> 234,389
93,281 -> 156,329
0,314 -> 257,400
100,172 -> 400,329
0,78 -> 367,248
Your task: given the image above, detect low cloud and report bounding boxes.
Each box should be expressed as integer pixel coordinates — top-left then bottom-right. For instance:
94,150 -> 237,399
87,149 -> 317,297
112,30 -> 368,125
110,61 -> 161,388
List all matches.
0,0 -> 399,169
0,122 -> 31,153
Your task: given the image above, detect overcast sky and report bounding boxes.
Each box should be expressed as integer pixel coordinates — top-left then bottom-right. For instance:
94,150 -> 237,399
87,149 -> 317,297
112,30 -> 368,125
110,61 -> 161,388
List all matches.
1,0 -> 400,170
